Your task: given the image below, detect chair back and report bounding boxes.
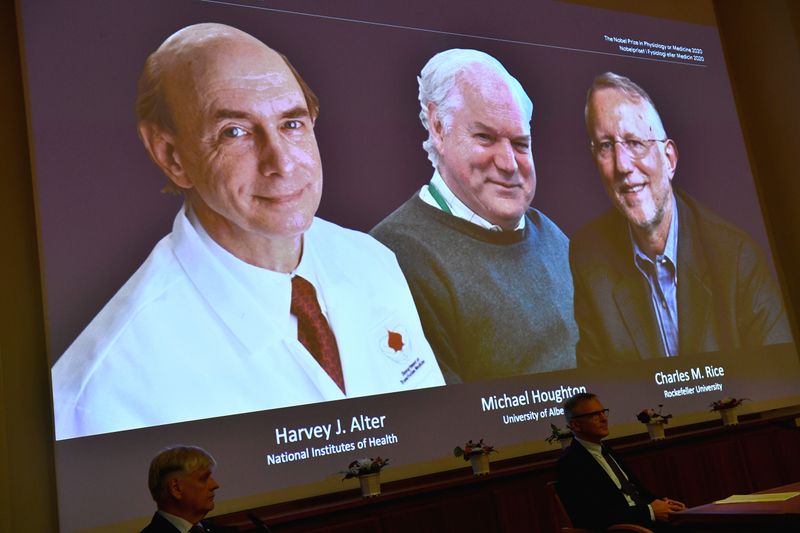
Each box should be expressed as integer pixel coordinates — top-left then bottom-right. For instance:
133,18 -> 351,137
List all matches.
546,480 -> 654,533
546,480 -> 575,529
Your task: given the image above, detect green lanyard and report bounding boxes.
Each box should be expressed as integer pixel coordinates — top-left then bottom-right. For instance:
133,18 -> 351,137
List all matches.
427,182 -> 452,215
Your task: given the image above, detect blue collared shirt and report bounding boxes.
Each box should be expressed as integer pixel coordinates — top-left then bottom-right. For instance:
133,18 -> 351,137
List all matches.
631,200 -> 679,357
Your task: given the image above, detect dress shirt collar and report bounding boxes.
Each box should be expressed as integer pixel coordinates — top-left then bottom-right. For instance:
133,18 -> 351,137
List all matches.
419,170 -> 526,231
574,437 -> 638,508
156,510 -> 194,533
185,204 -> 329,337
575,438 -> 654,518
574,436 -> 603,455
630,195 -> 679,268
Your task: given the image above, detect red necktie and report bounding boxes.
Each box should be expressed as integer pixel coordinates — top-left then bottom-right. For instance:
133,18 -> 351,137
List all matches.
290,275 -> 346,393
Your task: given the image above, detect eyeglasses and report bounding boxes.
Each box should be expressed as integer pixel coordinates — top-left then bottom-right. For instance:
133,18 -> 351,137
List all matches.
590,138 -> 668,160
569,408 -> 610,420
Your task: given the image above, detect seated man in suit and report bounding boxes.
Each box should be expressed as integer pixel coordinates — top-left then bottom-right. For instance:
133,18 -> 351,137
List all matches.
142,445 -> 219,533
570,72 -> 790,365
557,392 -> 685,530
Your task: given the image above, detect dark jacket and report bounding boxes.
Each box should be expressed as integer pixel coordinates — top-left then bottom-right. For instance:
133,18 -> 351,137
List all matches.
570,190 -> 790,365
557,440 -> 656,528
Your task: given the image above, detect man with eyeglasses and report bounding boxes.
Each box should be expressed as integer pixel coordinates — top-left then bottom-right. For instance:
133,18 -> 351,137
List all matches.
569,72 -> 789,366
556,392 -> 685,530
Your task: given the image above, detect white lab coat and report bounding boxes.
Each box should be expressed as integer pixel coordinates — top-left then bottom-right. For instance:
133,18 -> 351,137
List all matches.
52,207 -> 444,440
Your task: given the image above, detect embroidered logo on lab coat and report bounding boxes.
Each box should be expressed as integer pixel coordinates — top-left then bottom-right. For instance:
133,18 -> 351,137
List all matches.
380,327 -> 411,364
387,331 -> 404,352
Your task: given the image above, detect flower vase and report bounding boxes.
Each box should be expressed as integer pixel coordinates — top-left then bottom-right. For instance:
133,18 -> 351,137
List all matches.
359,472 -> 381,497
646,422 -> 665,441
719,407 -> 738,426
559,437 -> 573,450
470,453 -> 490,475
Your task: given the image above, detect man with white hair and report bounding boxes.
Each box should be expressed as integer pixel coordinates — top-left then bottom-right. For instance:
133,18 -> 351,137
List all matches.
51,23 -> 444,440
371,49 -> 577,383
142,446 -> 219,532
570,72 -> 790,365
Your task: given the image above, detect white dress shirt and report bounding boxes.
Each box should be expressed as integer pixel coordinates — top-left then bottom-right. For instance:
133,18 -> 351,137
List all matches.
419,171 -> 526,231
575,438 -> 654,520
52,205 -> 445,439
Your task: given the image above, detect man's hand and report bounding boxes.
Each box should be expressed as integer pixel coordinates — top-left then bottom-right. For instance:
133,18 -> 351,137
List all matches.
664,497 -> 686,511
651,497 -> 686,521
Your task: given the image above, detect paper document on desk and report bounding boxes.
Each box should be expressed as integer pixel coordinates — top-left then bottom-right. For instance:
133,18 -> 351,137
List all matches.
714,492 -> 800,504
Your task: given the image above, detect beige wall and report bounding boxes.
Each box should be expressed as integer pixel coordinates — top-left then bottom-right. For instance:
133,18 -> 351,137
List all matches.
715,0 -> 800,335
1,1 -> 797,531
1,0 -> 58,531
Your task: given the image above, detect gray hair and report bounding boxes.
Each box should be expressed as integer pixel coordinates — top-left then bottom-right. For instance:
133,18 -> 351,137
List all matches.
563,392 -> 598,422
147,445 -> 215,502
584,72 -> 665,135
418,49 -> 533,168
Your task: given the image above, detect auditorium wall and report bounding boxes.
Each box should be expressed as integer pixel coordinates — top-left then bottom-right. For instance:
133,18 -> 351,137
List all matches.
0,1 -> 798,531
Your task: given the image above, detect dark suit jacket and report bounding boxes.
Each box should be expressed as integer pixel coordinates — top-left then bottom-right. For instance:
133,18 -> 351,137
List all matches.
140,512 -> 181,533
570,190 -> 790,365
556,440 -> 656,528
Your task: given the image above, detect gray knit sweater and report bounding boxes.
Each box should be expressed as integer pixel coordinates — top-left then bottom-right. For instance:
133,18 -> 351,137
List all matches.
371,195 -> 577,383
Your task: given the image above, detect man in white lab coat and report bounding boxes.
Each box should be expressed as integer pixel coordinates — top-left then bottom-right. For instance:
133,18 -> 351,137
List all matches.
52,23 -> 444,440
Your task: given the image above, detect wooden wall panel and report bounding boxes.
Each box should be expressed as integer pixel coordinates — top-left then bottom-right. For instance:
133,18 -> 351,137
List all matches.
738,429 -> 788,491
771,426 -> 800,486
301,517 -> 380,533
491,476 -> 549,533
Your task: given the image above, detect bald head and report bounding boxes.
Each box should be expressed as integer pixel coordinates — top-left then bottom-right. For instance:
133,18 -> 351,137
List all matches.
136,23 -> 318,136
135,23 -> 325,270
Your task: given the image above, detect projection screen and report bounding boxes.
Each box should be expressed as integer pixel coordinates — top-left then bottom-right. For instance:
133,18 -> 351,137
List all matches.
16,0 -> 800,531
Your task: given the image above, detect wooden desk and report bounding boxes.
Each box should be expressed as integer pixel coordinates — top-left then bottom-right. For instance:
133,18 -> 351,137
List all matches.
671,481 -> 800,531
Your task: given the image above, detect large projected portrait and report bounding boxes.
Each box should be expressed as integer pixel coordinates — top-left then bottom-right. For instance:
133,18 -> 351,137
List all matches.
371,49 -> 577,384
51,23 -> 445,440
570,72 -> 791,365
